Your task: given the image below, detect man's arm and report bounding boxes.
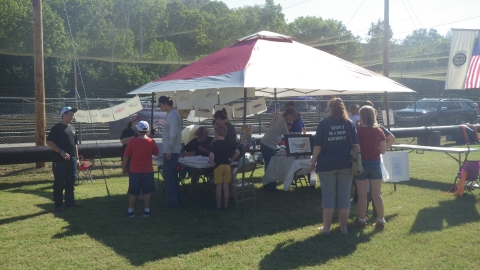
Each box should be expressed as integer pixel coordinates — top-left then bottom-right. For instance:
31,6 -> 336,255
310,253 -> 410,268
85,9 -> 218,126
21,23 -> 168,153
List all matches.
231,149 -> 240,163
385,134 -> 395,149
121,136 -> 134,145
122,156 -> 130,174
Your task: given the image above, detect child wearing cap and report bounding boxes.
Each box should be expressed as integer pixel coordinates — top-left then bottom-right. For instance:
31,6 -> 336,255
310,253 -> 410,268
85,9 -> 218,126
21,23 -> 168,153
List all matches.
46,106 -> 81,212
122,120 -> 159,217
209,124 -> 240,211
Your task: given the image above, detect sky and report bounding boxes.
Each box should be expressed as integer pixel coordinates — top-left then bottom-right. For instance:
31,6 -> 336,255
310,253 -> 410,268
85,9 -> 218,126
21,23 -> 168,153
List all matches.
221,0 -> 480,41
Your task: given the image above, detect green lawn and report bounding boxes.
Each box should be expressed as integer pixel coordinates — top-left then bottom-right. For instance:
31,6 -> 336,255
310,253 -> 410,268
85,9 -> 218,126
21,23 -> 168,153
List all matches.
1,141 -> 480,269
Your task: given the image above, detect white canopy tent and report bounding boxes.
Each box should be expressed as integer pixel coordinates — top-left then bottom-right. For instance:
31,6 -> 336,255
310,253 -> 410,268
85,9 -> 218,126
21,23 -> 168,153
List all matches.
129,31 -> 415,99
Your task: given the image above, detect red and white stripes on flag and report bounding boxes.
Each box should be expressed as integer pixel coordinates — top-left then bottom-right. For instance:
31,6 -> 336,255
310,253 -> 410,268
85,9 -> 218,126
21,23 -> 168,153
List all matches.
465,37 -> 480,89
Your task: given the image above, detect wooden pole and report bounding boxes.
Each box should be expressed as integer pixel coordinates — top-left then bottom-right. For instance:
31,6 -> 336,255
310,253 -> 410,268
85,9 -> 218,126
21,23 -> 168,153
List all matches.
383,0 -> 389,78
383,0 -> 391,129
33,0 -> 46,168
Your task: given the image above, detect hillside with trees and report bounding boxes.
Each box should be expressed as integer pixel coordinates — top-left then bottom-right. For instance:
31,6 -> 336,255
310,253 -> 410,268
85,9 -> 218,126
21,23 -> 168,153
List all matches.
0,0 -> 452,98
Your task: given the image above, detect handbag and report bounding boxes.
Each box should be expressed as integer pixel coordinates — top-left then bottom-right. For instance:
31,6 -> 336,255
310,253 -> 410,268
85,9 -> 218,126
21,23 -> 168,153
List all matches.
346,121 -> 363,175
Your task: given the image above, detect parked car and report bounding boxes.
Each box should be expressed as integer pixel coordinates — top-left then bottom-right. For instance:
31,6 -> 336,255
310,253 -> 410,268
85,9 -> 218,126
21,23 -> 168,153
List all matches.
394,98 -> 478,127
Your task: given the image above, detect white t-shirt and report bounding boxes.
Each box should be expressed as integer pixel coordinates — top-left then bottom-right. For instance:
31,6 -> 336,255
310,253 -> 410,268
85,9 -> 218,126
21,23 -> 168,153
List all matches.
261,115 -> 289,149
349,115 -> 360,125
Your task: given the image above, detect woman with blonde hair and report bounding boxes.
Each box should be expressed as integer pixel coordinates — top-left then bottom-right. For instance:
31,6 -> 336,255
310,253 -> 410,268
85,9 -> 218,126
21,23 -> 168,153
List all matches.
310,98 -> 359,234
354,105 -> 386,228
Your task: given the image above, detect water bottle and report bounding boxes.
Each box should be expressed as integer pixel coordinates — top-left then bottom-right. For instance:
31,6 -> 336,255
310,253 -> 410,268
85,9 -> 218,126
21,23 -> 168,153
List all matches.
310,170 -> 317,186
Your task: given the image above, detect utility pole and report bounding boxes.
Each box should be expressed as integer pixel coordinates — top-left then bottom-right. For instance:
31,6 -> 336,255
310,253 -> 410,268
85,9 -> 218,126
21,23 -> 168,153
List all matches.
33,0 -> 46,168
383,0 -> 391,128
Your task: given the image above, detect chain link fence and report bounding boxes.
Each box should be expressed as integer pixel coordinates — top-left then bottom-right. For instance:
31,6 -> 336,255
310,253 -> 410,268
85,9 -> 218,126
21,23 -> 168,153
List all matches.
0,97 -> 129,148
0,93 -> 427,148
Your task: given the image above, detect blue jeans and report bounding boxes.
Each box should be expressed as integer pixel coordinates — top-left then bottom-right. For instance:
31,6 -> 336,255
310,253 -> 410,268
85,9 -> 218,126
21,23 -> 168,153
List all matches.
163,153 -> 181,207
52,157 -> 77,208
260,143 -> 277,190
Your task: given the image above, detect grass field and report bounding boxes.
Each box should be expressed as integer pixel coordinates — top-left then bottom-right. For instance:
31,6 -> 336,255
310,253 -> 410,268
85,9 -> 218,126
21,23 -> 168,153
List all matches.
1,140 -> 480,269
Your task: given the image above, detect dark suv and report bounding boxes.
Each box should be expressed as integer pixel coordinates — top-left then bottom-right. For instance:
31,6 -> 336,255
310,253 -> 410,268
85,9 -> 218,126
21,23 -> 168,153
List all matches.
394,98 -> 478,127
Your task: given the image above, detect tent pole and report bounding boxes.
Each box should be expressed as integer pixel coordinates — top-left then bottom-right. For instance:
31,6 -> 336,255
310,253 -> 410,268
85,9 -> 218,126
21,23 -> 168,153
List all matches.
274,88 -> 277,114
151,92 -> 155,134
240,88 -> 248,217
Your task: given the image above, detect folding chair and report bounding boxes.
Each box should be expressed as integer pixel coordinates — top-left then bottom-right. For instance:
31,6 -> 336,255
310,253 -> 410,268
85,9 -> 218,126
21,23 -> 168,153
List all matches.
453,160 -> 480,192
233,162 -> 258,207
291,167 -> 311,196
76,155 -> 95,185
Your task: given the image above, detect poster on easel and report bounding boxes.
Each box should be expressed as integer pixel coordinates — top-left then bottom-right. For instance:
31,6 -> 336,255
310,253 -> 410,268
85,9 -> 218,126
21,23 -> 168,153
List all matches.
382,151 -> 410,182
239,125 -> 252,146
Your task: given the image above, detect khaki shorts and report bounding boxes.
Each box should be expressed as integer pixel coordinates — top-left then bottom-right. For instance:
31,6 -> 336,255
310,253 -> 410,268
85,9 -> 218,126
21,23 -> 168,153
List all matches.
214,164 -> 231,184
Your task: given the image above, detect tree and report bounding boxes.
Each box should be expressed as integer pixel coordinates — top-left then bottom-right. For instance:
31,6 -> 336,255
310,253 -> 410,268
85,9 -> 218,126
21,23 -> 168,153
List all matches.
288,16 -> 363,63
363,19 -> 393,64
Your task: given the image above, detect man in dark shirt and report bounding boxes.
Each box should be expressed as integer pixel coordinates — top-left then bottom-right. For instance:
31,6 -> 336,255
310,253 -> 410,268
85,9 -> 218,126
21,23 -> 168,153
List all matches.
182,126 -> 213,156
46,107 -> 82,212
182,126 -> 213,197
286,101 -> 306,134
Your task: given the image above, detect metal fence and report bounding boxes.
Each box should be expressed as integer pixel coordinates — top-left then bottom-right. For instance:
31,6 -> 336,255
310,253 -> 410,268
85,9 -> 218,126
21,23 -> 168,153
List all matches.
0,93 -> 426,148
0,97 -> 128,147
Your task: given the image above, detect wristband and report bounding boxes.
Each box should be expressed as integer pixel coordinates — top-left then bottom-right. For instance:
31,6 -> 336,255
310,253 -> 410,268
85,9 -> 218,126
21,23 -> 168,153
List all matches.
58,149 -> 63,154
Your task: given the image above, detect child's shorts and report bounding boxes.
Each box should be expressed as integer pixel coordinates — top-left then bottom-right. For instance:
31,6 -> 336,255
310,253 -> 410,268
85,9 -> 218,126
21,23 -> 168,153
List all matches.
214,164 -> 231,184
128,172 -> 155,195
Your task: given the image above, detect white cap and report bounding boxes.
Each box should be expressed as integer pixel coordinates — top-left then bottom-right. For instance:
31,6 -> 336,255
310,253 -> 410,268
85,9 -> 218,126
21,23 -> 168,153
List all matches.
135,120 -> 149,132
60,106 -> 77,117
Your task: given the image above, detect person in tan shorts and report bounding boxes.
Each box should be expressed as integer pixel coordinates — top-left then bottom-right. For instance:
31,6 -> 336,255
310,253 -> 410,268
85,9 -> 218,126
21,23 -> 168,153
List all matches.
209,125 -> 240,211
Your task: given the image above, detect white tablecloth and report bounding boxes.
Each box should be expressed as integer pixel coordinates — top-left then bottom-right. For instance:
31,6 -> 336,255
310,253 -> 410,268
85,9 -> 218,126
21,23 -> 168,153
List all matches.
262,156 -> 312,191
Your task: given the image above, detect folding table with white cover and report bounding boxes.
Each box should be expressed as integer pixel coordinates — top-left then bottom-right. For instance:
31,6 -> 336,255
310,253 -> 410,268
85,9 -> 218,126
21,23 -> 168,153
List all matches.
262,156 -> 312,191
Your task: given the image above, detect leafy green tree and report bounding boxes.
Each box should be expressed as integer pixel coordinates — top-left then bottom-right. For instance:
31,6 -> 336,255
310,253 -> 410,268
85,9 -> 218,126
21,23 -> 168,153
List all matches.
0,0 -> 72,97
391,28 -> 450,95
363,19 -> 393,64
288,16 -> 363,63
163,1 -> 210,61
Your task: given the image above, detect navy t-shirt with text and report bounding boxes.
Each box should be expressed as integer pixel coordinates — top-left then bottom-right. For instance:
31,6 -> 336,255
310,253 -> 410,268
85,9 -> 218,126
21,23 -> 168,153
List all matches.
313,117 -> 358,172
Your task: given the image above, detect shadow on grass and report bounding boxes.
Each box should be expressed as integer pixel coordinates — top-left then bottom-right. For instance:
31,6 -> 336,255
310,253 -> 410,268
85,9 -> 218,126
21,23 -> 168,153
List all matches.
409,194 -> 480,234
5,180 -> 406,267
396,177 -> 454,192
6,183 -> 319,266
0,179 -> 52,190
0,209 -> 51,226
258,214 -> 398,269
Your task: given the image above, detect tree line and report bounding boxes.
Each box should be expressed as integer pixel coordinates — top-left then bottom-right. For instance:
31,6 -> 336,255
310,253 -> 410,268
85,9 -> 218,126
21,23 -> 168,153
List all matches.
0,0 -> 451,98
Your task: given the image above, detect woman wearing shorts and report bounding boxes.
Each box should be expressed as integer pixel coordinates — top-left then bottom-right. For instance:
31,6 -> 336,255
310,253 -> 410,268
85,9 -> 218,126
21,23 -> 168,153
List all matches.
354,105 -> 386,229
310,98 -> 359,234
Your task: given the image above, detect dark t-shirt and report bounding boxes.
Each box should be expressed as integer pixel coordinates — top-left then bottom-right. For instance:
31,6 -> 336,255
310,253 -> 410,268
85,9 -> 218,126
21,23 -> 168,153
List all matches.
224,122 -> 238,147
313,117 -> 358,172
120,127 -> 137,155
184,137 -> 213,156
210,140 -> 237,167
290,112 -> 305,133
46,123 -> 78,163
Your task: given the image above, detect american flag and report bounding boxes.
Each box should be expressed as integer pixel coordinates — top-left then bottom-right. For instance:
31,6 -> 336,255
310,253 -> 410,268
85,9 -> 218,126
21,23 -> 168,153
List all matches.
465,37 -> 480,89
